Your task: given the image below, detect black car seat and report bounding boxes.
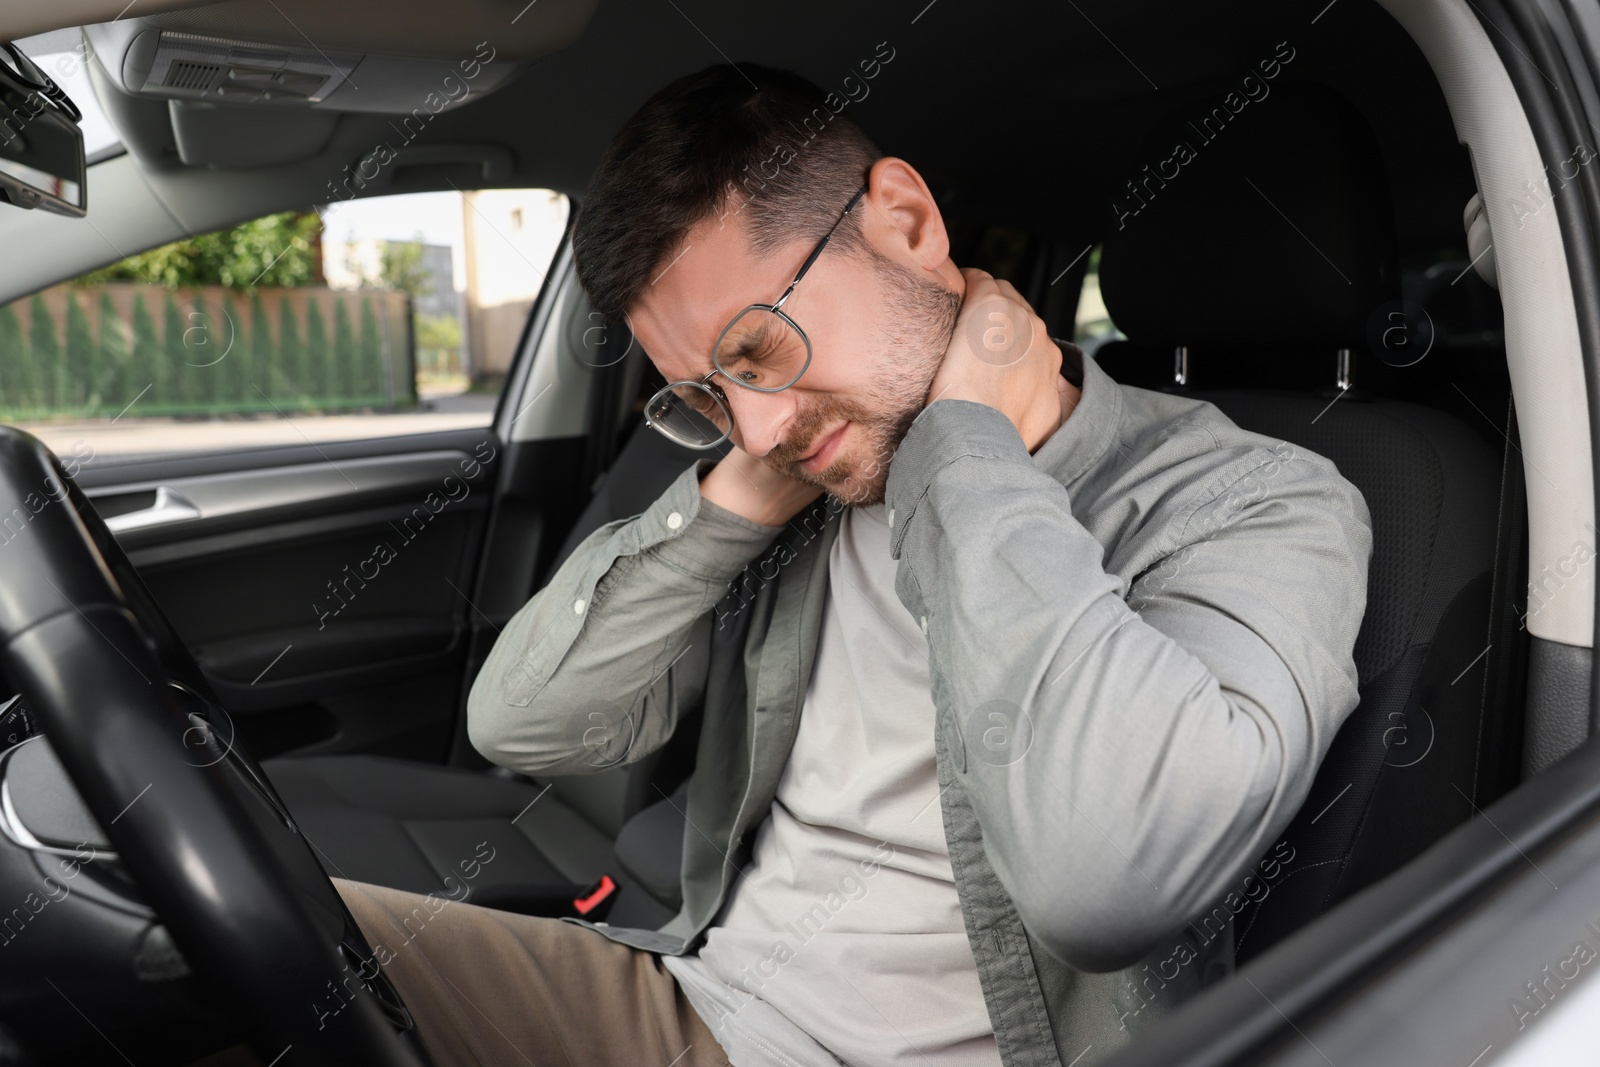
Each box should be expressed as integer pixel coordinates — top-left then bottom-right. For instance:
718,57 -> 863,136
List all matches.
262,416 -> 707,926
1093,82 -> 1525,962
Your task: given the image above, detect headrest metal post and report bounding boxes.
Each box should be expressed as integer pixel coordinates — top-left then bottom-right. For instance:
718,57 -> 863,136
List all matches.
1173,346 -> 1189,387
1335,347 -> 1354,391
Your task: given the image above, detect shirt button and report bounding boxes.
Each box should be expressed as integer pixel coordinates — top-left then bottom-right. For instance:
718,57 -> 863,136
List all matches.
667,512 -> 683,530
920,615 -> 928,634
574,599 -> 586,614
888,507 -> 895,526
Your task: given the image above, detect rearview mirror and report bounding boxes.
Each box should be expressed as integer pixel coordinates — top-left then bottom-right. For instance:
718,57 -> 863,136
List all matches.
0,41 -> 87,218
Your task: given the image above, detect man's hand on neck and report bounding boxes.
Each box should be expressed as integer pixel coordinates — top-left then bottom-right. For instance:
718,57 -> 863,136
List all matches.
924,268 -> 1074,454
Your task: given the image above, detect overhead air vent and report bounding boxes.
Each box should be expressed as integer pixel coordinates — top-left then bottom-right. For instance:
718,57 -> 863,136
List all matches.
87,21 -> 523,117
134,30 -> 359,106
164,60 -> 220,91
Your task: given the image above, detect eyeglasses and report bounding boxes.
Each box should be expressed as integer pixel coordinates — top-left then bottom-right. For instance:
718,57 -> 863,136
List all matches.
643,183 -> 869,449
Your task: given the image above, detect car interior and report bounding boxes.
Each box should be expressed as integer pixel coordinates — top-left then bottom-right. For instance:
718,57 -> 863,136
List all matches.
2,0 -> 1599,1064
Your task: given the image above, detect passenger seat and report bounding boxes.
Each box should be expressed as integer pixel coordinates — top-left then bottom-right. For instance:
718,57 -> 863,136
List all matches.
1094,82 -> 1524,963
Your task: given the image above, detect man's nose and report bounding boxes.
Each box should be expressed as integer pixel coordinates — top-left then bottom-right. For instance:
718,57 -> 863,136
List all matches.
726,386 -> 799,458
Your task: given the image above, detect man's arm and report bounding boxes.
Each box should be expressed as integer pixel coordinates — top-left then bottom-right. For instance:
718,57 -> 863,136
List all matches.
884,399 -> 1372,973
467,457 -> 786,776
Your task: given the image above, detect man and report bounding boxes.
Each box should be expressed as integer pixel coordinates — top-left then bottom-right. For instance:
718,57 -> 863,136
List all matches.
333,63 -> 1372,1067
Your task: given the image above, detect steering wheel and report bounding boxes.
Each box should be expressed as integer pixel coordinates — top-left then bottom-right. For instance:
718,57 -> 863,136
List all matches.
0,428 -> 431,1067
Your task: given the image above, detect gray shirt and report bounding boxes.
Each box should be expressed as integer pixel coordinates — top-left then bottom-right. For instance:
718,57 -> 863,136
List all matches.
664,500 -> 1001,1066
467,343 -> 1374,1066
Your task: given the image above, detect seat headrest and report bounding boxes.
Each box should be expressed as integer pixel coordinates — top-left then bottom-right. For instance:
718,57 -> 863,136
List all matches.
1099,81 -> 1399,351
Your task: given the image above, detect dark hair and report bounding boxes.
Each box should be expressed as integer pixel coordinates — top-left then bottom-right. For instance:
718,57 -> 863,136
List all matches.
572,63 -> 883,322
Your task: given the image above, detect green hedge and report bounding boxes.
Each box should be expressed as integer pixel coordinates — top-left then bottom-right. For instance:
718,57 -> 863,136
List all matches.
0,288 -> 414,421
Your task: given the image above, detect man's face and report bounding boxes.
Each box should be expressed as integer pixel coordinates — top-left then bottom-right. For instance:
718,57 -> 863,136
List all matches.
627,201 -> 961,507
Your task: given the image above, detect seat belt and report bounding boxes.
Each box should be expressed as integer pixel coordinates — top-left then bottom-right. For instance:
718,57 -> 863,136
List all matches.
1478,391 -> 1531,797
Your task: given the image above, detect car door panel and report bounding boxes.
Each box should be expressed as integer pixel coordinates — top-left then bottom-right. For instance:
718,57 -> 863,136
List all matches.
72,427 -> 500,761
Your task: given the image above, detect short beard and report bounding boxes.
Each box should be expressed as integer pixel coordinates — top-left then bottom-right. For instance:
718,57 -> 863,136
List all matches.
787,248 -> 961,508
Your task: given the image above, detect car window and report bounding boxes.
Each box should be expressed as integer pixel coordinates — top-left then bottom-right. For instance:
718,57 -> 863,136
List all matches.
0,188 -> 568,464
1073,245 -> 1124,355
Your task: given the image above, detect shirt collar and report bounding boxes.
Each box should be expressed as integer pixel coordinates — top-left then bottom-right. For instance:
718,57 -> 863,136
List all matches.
1031,341 -> 1126,488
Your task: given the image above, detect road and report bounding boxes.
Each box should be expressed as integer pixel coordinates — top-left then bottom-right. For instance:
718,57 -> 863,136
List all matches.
10,392 -> 500,466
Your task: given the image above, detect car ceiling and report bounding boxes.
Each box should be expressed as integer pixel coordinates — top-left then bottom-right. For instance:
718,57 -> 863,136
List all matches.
26,0 -> 1473,262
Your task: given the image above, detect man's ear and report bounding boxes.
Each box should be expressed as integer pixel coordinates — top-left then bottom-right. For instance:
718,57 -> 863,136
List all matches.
863,157 -> 951,274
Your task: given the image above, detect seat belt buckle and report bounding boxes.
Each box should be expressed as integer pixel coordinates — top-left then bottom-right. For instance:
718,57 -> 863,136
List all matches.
572,874 -> 618,920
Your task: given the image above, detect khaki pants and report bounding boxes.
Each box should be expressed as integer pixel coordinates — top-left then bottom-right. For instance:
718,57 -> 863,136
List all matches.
333,878 -> 731,1067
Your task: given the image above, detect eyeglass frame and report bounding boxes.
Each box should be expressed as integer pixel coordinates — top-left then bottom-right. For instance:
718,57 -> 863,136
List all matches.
644,182 -> 869,450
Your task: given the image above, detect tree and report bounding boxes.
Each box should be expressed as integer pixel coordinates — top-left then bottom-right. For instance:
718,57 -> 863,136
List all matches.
192,293 -> 218,406
97,291 -> 129,415
277,297 -> 304,404
377,241 -> 433,300
374,241 -> 440,396
359,297 -> 384,402
162,293 -> 192,406
333,299 -> 357,406
65,291 -> 95,411
218,293 -> 247,405
79,211 -> 324,289
305,298 -> 330,405
128,293 -> 163,413
0,305 -> 32,414
414,313 -> 461,351
28,295 -> 59,411
250,290 -> 273,409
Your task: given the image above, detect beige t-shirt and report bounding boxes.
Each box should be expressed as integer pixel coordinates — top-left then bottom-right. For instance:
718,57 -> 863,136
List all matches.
665,502 -> 1002,1066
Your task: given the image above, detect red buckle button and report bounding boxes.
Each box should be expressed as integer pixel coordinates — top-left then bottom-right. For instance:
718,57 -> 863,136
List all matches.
573,874 -> 617,916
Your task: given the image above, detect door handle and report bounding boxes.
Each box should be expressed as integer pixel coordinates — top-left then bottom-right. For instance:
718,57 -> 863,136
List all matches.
104,486 -> 202,533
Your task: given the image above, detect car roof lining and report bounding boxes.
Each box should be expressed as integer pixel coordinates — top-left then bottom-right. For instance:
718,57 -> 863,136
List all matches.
19,0 -> 1467,246
8,0 -> 213,41
139,0 -> 599,62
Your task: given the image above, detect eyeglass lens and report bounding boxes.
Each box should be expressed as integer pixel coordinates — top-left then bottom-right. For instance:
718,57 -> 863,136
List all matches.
649,308 -> 812,447
647,382 -> 733,447
713,307 -> 810,391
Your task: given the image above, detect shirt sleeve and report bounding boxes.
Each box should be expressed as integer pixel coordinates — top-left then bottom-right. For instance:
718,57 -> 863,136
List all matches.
467,457 -> 786,776
883,398 -> 1372,972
